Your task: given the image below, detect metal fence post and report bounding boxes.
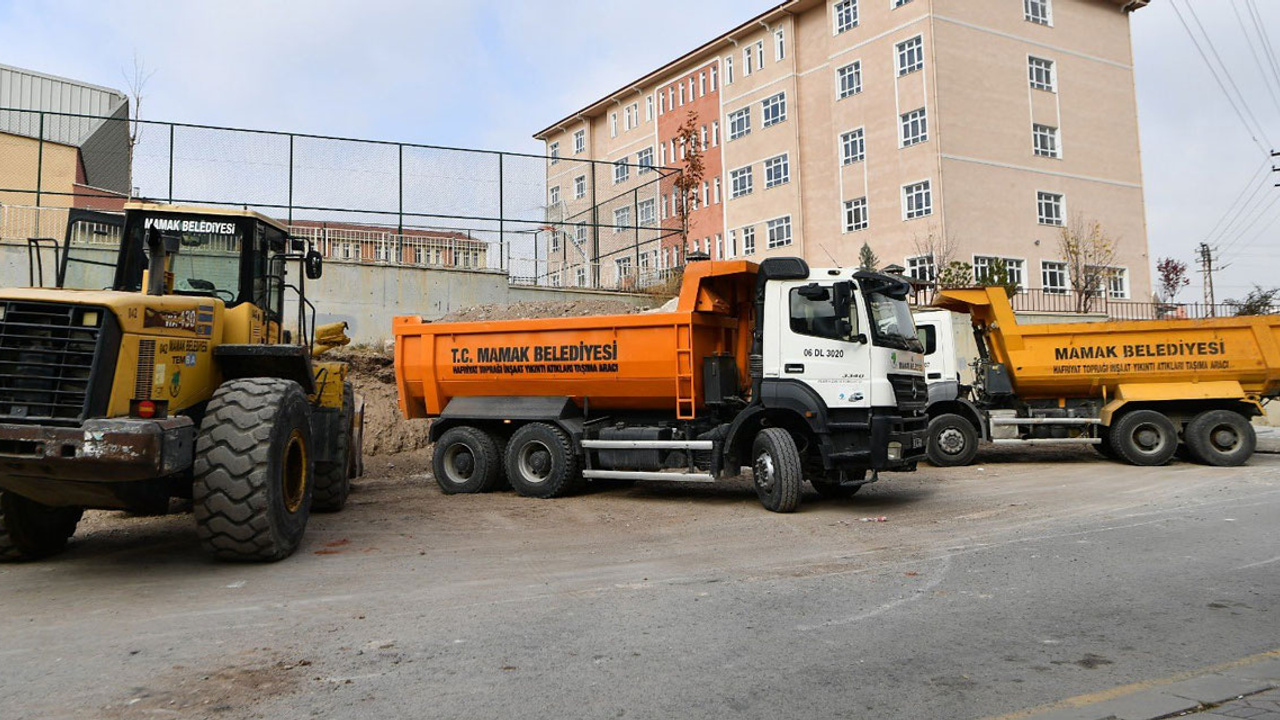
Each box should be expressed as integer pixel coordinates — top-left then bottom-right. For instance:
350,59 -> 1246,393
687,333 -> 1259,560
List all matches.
590,161 -> 600,288
35,112 -> 44,207
287,134 -> 295,225
398,143 -> 404,235
498,153 -> 506,275
168,124 -> 175,203
634,187 -> 640,284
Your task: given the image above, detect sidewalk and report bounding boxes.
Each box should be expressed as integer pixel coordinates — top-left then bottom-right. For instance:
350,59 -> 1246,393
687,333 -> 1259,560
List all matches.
994,651 -> 1280,720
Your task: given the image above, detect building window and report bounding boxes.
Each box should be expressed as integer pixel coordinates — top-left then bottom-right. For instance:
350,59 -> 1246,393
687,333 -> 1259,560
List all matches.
616,159 -> 633,185
614,206 -> 631,233
742,226 -> 757,255
1025,0 -> 1052,26
756,40 -> 765,69
610,113 -> 618,138
725,56 -> 735,84
702,180 -> 710,206
1029,57 -> 1056,92
1042,261 -> 1068,294
893,0 -> 914,7
551,231 -> 561,253
1033,124 -> 1060,158
638,199 -> 656,225
576,266 -> 587,287
903,181 -> 932,219
573,130 -> 585,154
1037,191 -> 1064,226
762,92 -> 787,127
775,28 -> 787,61
646,96 -> 654,122
901,107 -> 929,147
616,256 -> 633,279
576,223 -> 587,247
700,125 -> 708,151
549,142 -> 560,164
712,121 -> 720,146
841,127 -> 866,165
744,46 -> 754,76
974,256 -> 1026,287
897,36 -> 924,76
728,107 -> 752,140
907,255 -> 936,282
764,154 -> 791,188
710,66 -> 718,91
834,0 -> 859,34
730,166 -> 754,198
837,62 -> 862,99
714,177 -> 722,204
766,216 -> 793,249
699,72 -> 707,97
574,175 -> 587,199
1106,267 -> 1129,299
844,197 -> 869,232
638,147 -> 654,173
549,186 -> 560,206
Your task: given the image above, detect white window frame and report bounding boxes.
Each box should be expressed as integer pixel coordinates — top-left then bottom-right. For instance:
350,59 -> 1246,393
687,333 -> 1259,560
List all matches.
1033,123 -> 1061,158
638,198 -> 656,225
1036,191 -> 1064,226
766,216 -> 794,249
614,206 -> 631,233
613,159 -> 630,185
576,266 -> 587,287
974,256 -> 1027,288
725,56 -> 735,84
744,46 -> 754,76
616,256 -> 634,278
729,166 -> 754,198
843,197 -> 869,232
893,0 -> 914,7
1041,261 -> 1069,295
646,96 -> 654,122
762,92 -> 787,127
834,0 -> 859,34
836,61 -> 862,99
742,226 -> 757,255
549,142 -> 560,164
1029,56 -> 1056,92
897,36 -> 924,76
841,127 -> 866,165
775,27 -> 786,61
637,147 -> 654,174
1025,0 -> 1053,26
610,113 -> 618,138
573,130 -> 585,154
900,107 -> 929,147
903,180 -> 932,220
906,254 -> 936,282
728,107 -> 752,140
764,154 -> 791,188
1106,267 -> 1129,299
574,175 -> 587,200
549,186 -> 560,206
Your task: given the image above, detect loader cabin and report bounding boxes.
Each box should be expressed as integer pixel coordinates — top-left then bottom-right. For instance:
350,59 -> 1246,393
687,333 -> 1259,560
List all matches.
100,203 -> 295,323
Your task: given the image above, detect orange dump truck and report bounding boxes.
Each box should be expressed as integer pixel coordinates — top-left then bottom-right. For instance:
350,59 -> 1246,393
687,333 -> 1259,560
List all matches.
914,287 -> 1280,467
395,259 -> 929,512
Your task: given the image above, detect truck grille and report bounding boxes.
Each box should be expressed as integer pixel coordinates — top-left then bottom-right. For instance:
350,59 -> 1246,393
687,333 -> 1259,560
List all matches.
0,301 -> 107,424
888,373 -> 928,413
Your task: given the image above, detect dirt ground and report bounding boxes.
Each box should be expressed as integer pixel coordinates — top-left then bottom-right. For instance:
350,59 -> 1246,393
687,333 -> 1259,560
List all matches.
439,298 -> 653,323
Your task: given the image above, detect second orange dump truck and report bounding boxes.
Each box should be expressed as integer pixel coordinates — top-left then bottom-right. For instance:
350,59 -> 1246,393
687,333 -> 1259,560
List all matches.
395,259 -> 929,512
915,287 -> 1280,468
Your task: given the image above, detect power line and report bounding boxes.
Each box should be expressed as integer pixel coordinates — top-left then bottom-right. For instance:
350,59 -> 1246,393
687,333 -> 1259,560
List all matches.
1231,0 -> 1280,119
1244,0 -> 1280,92
1170,0 -> 1272,154
1182,0 -> 1274,146
1199,158 -> 1271,250
1217,191 -> 1280,261
1208,167 -> 1274,254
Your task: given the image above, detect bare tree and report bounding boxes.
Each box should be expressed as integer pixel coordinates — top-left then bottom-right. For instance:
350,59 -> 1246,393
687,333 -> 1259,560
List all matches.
672,111 -> 704,262
1057,212 -> 1118,313
122,53 -> 156,190
910,224 -> 960,282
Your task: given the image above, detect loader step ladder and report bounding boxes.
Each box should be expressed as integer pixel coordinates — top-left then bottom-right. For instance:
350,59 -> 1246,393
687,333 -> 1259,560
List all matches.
675,324 -> 696,420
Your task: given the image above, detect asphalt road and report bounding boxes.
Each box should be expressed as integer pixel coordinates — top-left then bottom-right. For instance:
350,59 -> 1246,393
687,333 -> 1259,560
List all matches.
1,448 -> 1277,719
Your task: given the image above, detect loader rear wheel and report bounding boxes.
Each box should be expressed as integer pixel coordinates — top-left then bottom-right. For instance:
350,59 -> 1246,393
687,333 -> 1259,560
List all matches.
505,423 -> 581,499
1185,410 -> 1256,467
1109,410 -> 1178,467
0,492 -> 82,562
433,427 -> 503,494
193,378 -> 314,562
926,414 -> 980,467
313,383 -> 355,512
752,428 -> 803,513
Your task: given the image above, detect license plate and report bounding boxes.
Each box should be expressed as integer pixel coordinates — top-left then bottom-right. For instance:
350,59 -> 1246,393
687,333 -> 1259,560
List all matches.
912,436 -> 924,449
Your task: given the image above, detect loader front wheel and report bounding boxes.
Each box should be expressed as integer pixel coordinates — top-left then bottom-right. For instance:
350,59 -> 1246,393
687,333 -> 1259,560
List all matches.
194,378 -> 314,562
505,423 -> 581,499
752,428 -> 803,513
313,383 -> 355,512
0,492 -> 82,562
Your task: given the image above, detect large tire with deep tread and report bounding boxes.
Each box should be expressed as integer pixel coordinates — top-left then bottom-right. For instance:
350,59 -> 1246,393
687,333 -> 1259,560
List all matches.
505,423 -> 582,499
313,383 -> 355,512
193,378 -> 315,562
432,426 -> 503,494
1185,410 -> 1256,467
926,413 -> 980,467
1108,410 -> 1178,467
0,492 -> 82,562
752,428 -> 803,513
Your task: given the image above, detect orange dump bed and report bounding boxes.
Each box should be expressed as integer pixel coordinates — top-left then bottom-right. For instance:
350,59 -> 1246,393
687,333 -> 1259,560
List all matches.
395,262 -> 758,419
936,288 -> 1280,401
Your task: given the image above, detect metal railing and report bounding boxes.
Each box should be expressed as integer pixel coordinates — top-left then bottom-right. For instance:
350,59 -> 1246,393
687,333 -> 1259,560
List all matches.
912,285 -> 1274,320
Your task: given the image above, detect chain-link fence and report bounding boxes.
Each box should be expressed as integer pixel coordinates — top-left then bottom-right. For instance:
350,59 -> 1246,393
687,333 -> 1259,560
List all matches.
0,107 -> 684,292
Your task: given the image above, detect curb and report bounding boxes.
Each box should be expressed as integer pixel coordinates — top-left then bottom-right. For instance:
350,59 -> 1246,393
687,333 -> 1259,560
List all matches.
990,651 -> 1280,720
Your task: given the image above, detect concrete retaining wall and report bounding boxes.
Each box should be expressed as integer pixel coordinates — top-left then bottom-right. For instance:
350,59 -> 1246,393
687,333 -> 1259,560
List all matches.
0,241 -> 657,344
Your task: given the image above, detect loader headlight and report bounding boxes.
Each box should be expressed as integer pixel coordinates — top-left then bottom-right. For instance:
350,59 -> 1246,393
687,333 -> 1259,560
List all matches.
80,310 -> 99,327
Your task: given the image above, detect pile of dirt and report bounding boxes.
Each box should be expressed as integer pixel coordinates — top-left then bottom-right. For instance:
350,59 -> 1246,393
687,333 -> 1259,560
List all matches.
440,298 -> 653,323
326,346 -> 431,457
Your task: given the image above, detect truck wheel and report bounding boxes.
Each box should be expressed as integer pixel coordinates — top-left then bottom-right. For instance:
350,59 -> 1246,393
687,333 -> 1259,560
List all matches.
1185,410 -> 1256,467
313,383 -> 355,512
1093,433 -> 1115,459
0,492 -> 82,562
433,427 -> 503,494
1109,410 -> 1178,467
752,428 -> 802,513
505,423 -> 581,499
927,414 -> 980,467
193,378 -> 314,562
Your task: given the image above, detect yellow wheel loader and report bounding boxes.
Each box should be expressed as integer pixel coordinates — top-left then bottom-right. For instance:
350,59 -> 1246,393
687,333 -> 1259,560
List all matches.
0,202 -> 363,562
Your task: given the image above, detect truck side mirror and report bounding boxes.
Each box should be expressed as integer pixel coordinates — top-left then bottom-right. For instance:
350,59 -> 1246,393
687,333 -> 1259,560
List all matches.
832,281 -> 860,342
305,250 -> 323,280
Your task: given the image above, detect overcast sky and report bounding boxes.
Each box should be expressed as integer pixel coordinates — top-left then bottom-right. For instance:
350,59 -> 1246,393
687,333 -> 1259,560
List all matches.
1,0 -> 1277,302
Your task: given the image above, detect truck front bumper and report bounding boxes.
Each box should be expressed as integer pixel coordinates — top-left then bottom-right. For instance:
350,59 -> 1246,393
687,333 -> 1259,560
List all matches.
823,412 -> 928,472
0,417 -> 195,486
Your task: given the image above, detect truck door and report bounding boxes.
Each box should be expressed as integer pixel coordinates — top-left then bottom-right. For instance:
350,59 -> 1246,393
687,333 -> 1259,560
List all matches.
771,280 -> 872,409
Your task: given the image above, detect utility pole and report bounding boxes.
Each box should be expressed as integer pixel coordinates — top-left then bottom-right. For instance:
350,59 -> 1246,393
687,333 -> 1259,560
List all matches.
1274,150 -> 1279,187
1199,242 -> 1217,316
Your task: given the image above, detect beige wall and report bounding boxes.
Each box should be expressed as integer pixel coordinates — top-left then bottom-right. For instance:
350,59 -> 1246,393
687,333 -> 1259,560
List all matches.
537,0 -> 1151,300
0,132 -> 81,210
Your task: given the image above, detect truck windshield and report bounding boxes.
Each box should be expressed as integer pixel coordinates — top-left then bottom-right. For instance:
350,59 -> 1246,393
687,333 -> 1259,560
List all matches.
867,292 -> 924,352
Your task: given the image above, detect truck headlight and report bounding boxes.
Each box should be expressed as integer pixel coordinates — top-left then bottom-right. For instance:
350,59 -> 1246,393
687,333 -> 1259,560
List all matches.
887,442 -> 903,461
0,305 -> 5,321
